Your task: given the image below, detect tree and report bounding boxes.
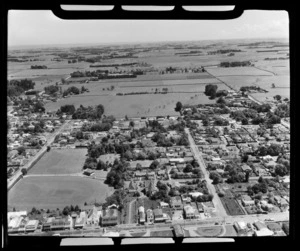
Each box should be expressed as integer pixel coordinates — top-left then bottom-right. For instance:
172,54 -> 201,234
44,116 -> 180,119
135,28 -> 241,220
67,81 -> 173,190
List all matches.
21,168 -> 27,176
204,84 -> 218,98
149,160 -> 159,170
17,146 -> 26,155
47,146 -> 51,152
175,102 -> 183,112
274,164 -> 288,177
216,97 -> 226,104
97,160 -> 107,170
183,163 -> 193,173
129,121 -> 135,127
271,83 -> 276,88
274,95 -> 281,101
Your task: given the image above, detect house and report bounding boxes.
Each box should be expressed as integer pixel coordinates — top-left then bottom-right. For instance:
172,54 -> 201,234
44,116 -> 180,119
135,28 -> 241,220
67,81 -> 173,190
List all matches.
25,220 -> 39,233
83,168 -> 95,176
196,202 -> 204,213
183,205 -> 195,219
189,192 -> 203,200
169,158 -> 185,164
241,195 -> 255,206
100,209 -> 118,227
146,209 -> 154,223
153,209 -> 164,223
254,228 -> 274,236
160,201 -> 169,209
170,196 -> 183,210
42,217 -> 54,231
50,218 -> 66,231
234,221 -> 247,234
241,164 -> 252,173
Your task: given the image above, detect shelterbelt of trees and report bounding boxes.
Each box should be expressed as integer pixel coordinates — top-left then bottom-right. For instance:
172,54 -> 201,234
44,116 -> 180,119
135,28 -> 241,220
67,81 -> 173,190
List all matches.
7,79 -> 35,97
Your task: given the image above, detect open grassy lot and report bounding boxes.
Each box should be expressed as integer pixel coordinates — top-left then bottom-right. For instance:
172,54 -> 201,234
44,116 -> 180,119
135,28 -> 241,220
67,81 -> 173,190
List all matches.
195,226 -> 224,237
150,230 -> 174,237
29,149 -> 87,175
44,92 -> 216,118
224,225 -> 238,237
8,176 -> 113,211
220,197 -> 245,216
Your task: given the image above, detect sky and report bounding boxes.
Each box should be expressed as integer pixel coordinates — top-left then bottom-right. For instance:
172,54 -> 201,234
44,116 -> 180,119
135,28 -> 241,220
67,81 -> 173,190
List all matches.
8,9 -> 289,48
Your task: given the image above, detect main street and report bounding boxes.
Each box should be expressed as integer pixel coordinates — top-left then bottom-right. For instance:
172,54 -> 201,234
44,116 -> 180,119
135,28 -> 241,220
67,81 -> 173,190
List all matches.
185,128 -> 227,217
8,120 -> 72,190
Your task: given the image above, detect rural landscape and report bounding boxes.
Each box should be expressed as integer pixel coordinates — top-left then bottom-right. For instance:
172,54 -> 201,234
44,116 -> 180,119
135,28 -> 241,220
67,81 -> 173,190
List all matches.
7,37 -> 290,238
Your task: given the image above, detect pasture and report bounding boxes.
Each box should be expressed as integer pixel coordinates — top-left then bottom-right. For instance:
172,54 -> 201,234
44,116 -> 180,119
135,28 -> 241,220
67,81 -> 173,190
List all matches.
44,92 -> 216,118
8,176 -> 114,211
29,148 -> 88,175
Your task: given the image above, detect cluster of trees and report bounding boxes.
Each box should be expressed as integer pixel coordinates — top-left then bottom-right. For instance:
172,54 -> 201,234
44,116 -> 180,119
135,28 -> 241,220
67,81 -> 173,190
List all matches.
151,132 -> 189,147
102,189 -> 127,211
247,177 -> 270,195
104,159 -> 129,189
204,84 -> 218,99
209,171 -> 223,184
222,163 -> 248,184
175,102 -> 183,112
7,79 -> 35,97
62,205 -> 81,216
220,61 -> 251,67
213,116 -> 229,126
86,141 -> 116,159
72,104 -> 105,120
58,104 -> 76,115
274,103 -> 289,118
31,65 -> 47,69
44,85 -> 60,95
62,86 -> 80,96
150,181 -> 170,203
68,59 -> 77,64
208,49 -> 242,55
81,115 -> 115,132
240,86 -> 267,93
255,143 -> 283,156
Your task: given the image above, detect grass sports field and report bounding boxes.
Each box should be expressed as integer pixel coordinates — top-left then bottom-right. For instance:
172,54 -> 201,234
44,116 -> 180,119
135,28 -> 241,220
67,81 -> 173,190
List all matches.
29,148 -> 88,175
8,176 -> 113,211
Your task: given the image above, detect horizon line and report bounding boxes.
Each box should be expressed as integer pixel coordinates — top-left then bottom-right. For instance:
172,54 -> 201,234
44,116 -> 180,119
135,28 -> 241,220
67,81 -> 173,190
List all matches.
8,36 -> 289,50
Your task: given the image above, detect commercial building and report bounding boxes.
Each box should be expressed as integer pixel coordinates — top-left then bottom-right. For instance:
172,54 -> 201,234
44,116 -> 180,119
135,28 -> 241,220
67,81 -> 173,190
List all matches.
100,209 -> 118,227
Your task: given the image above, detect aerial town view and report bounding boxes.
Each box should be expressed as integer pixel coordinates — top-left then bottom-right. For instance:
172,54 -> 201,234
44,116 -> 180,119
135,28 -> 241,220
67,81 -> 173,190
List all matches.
7,10 -> 290,239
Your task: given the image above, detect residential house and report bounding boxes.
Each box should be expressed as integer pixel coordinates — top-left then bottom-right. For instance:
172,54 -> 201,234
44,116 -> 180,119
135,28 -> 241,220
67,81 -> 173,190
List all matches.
234,221 -> 247,235
100,209 -> 118,227
170,196 -> 183,210
146,209 -> 154,223
25,220 -> 39,233
183,205 -> 195,219
153,209 -> 164,223
241,195 -> 255,207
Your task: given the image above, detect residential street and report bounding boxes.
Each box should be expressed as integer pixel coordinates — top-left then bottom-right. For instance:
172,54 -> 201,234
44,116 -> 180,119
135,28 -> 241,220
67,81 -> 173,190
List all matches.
185,128 -> 228,217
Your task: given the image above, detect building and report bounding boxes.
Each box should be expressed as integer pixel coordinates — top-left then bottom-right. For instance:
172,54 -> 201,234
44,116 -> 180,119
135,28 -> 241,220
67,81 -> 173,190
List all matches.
100,209 -> 118,227
241,195 -> 255,206
42,217 -> 55,231
25,220 -> 39,233
138,206 -> 145,225
254,228 -> 274,236
146,209 -> 154,223
234,221 -> 247,235
8,216 -> 23,233
170,196 -> 183,210
160,201 -> 169,209
50,218 -> 66,231
153,209 -> 164,223
253,221 -> 267,231
183,205 -> 195,219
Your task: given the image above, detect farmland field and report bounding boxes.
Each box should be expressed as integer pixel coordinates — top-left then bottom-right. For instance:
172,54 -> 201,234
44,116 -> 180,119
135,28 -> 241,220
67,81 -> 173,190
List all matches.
29,149 -> 87,175
8,176 -> 114,211
44,92 -> 216,118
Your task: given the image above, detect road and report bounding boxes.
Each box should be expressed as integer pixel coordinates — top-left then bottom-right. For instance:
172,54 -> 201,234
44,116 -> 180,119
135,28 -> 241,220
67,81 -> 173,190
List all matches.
127,199 -> 136,224
185,128 -> 227,217
7,120 -> 72,190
